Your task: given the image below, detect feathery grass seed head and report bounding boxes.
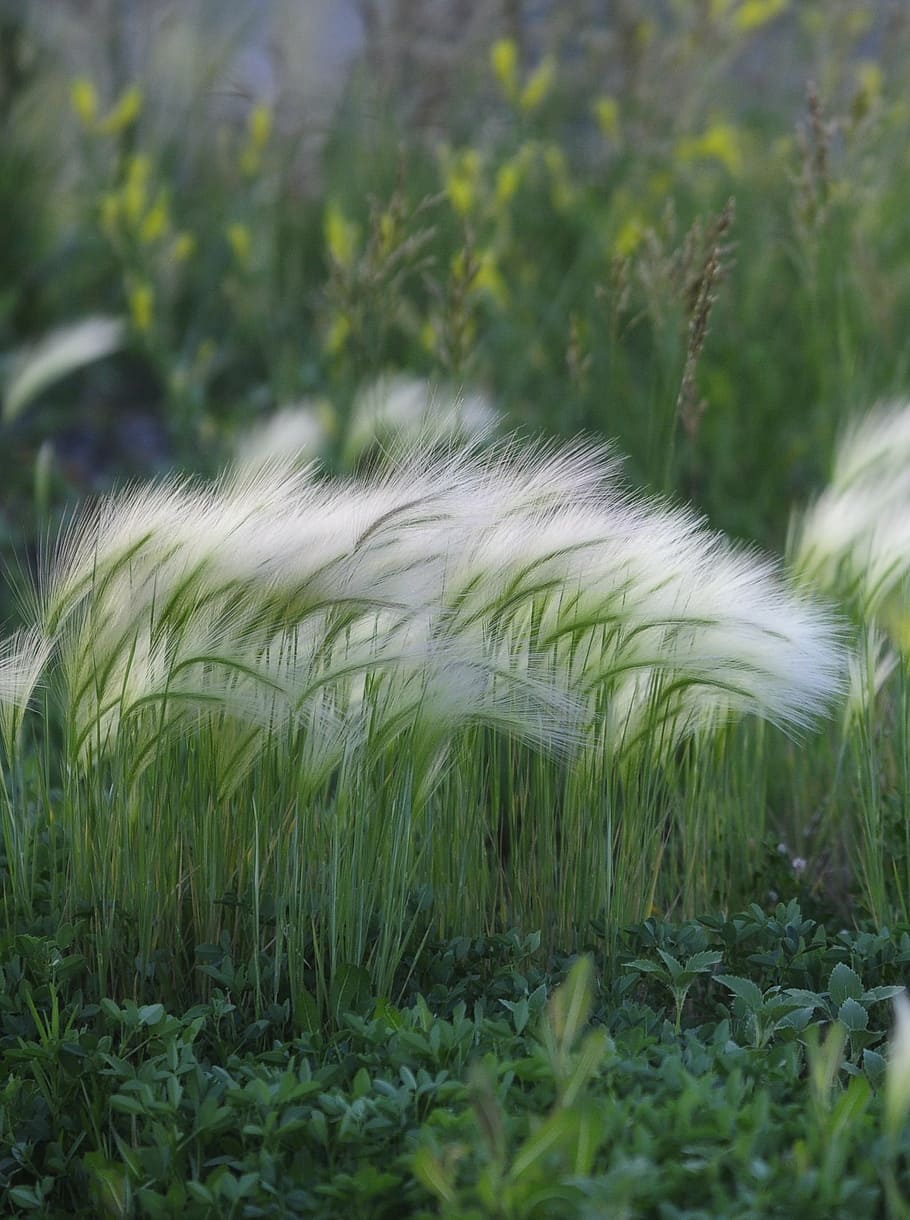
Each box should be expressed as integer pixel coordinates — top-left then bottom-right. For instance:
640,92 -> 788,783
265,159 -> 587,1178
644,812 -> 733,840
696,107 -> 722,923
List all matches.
11,431 -> 846,783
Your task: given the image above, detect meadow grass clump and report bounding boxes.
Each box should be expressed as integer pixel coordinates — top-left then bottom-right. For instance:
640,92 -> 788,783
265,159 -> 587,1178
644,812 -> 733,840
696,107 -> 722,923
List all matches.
792,400 -> 910,646
0,427 -> 845,1007
790,400 -> 910,925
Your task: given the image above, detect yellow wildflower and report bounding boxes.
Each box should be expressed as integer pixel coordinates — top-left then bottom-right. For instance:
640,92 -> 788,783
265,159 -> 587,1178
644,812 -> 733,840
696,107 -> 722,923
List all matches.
325,314 -> 351,355
128,282 -> 154,334
99,85 -> 143,136
451,247 -> 507,308
677,123 -> 744,176
495,159 -> 522,206
248,102 -> 273,149
71,77 -> 98,128
324,202 -> 360,269
420,319 -> 438,354
636,18 -> 657,48
139,195 -> 169,244
123,155 -> 151,225
519,55 -> 556,113
593,96 -> 620,141
444,149 -> 483,217
240,102 -> 273,175
99,194 -> 120,239
490,38 -> 519,101
856,60 -> 883,107
171,232 -> 196,263
226,222 -> 253,265
733,0 -> 788,32
614,216 -> 646,258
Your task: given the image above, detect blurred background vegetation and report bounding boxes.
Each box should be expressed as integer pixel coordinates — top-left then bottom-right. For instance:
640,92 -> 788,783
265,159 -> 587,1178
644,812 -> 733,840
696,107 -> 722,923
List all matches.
2,0 -> 910,608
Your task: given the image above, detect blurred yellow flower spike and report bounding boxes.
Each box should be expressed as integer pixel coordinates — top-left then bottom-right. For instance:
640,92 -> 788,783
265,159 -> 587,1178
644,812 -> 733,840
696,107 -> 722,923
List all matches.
444,149 -> 483,217
71,77 -> 98,128
677,123 -> 744,176
226,222 -> 253,265
99,193 -> 120,239
240,102 -> 273,175
171,232 -> 196,263
734,0 -> 788,32
449,246 -> 507,307
593,96 -> 620,141
490,38 -> 519,101
139,195 -> 169,244
636,18 -> 657,48
123,155 -> 151,225
856,60 -> 884,106
519,55 -> 556,113
324,202 -> 360,269
377,211 -> 396,257
99,85 -> 143,136
248,102 -> 273,149
614,215 -> 646,258
325,313 -> 351,355
495,159 -> 522,206
420,318 -> 438,353
475,249 -> 508,307
128,282 -> 154,333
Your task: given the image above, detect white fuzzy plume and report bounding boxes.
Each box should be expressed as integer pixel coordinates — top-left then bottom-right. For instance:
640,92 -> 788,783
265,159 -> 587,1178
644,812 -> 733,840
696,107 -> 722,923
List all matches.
791,400 -> 910,651
0,628 -> 54,754
7,434 -> 845,778
344,374 -> 498,463
234,400 -> 334,469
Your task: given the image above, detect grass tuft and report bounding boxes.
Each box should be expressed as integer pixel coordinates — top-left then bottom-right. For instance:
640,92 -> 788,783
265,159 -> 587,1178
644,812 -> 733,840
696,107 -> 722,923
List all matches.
0,430 -> 846,1001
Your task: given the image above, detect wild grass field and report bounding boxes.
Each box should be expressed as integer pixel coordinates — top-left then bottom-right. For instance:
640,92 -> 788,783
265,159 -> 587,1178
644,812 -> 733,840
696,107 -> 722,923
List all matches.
4,2 -> 910,1215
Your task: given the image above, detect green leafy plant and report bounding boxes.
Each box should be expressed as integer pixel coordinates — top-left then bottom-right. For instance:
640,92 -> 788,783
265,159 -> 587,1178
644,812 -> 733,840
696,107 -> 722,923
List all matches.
625,947 -> 723,1033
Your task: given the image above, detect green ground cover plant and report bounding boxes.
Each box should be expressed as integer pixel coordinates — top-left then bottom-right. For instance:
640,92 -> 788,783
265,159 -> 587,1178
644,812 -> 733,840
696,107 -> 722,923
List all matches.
3,900 -> 910,1217
5,1 -> 910,1214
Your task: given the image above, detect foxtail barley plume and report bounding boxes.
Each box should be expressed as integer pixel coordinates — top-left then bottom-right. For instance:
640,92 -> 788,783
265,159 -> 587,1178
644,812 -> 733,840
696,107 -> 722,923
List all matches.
233,375 -> 499,477
234,400 -> 335,469
2,432 -> 844,782
343,374 -> 498,464
791,400 -> 910,655
3,316 -> 125,424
